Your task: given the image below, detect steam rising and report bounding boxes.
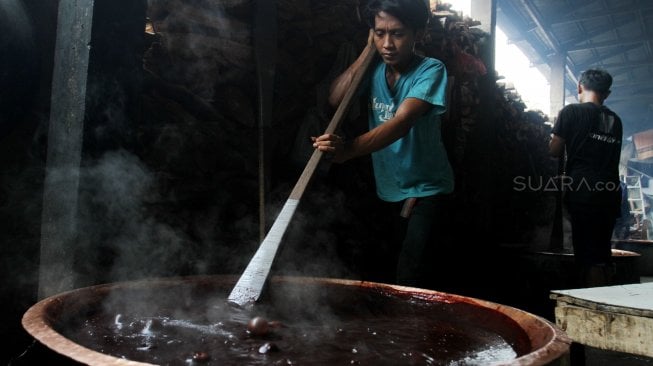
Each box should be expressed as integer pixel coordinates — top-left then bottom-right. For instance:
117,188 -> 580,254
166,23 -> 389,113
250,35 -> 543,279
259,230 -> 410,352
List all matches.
74,150 -> 192,285
0,1 -> 33,43
277,184 -> 355,279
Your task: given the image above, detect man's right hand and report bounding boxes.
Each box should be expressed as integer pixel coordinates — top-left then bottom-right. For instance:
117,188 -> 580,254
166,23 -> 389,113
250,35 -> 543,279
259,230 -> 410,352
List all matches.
311,133 -> 348,163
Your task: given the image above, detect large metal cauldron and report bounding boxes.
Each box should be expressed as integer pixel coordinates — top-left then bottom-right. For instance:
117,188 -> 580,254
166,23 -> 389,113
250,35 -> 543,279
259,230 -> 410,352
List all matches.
524,248 -> 642,288
613,239 -> 653,276
22,275 -> 570,365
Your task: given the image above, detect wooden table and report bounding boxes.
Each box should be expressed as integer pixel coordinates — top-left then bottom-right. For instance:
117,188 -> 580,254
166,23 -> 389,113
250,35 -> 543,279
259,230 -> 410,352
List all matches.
550,283 -> 653,358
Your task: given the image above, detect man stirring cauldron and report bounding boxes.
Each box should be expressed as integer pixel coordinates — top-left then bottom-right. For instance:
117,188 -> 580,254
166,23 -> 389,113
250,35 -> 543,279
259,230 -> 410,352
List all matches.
312,0 -> 454,288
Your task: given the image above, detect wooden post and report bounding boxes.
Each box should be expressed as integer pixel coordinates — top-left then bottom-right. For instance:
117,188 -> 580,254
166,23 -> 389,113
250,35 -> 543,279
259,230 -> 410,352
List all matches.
38,0 -> 94,299
469,0 -> 498,243
548,52 -> 567,252
471,0 -> 496,72
255,0 -> 277,242
549,52 -> 566,120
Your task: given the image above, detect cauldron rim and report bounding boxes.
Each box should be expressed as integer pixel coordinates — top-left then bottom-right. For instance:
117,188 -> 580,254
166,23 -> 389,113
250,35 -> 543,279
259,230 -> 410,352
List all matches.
22,275 -> 570,366
612,238 -> 653,244
535,248 -> 641,257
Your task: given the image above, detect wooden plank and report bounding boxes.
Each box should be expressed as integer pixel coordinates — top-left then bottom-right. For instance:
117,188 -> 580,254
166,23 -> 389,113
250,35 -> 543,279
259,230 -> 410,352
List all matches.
550,283 -> 653,318
554,304 -> 653,357
38,0 -> 94,299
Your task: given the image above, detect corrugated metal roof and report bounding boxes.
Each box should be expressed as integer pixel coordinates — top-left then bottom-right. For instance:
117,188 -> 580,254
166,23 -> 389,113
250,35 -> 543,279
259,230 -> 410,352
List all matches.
497,0 -> 653,136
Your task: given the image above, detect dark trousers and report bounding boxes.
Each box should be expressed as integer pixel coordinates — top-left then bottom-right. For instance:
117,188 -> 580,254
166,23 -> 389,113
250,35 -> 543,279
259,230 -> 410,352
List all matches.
380,194 -> 454,289
567,203 -> 616,266
567,202 -> 617,287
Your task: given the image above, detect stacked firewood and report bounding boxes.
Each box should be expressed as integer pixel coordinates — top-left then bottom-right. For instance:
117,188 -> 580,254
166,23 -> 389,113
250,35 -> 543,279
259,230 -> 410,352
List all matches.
425,3 -> 490,172
493,80 -> 557,244
425,2 -> 556,245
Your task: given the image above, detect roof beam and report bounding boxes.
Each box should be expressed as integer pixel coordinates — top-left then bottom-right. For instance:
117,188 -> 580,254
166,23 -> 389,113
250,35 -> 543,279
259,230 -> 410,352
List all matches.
637,3 -> 653,59
589,59 -> 653,71
611,78 -> 653,92
566,34 -> 653,52
608,93 -> 653,104
610,97 -> 653,110
551,2 -> 653,27
512,0 -> 579,86
611,80 -> 653,91
559,17 -> 634,50
518,0 -> 560,53
572,44 -> 644,70
616,67 -> 653,81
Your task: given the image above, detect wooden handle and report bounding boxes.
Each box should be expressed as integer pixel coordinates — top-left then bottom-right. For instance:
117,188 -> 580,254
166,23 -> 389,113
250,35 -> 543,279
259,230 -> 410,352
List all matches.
290,43 -> 377,199
228,42 -> 376,306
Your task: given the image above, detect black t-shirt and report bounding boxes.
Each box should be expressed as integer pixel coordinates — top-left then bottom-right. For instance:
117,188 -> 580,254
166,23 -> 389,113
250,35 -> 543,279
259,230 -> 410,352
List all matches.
552,102 -> 622,207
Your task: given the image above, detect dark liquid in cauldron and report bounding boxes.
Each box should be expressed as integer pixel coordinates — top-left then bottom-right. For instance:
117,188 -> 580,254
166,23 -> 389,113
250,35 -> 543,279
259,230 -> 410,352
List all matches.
54,279 -> 531,365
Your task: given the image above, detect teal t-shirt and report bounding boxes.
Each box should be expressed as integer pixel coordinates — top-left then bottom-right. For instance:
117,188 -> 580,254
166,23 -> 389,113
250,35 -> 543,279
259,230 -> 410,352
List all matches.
368,56 -> 454,202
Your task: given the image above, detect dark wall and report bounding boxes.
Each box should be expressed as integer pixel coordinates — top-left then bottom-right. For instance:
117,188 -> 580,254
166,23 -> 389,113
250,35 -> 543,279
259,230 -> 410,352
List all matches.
0,1 -> 40,140
1,1 -> 56,363
1,0 -> 149,363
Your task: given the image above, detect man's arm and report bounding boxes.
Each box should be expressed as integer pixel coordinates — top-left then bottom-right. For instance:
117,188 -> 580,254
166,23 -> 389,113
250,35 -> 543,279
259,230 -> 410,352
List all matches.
328,30 -> 375,107
549,134 -> 565,157
314,97 -> 432,163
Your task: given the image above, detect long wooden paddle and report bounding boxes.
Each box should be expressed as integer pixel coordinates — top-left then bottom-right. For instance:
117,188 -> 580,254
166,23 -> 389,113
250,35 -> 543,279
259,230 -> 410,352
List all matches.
228,41 -> 377,307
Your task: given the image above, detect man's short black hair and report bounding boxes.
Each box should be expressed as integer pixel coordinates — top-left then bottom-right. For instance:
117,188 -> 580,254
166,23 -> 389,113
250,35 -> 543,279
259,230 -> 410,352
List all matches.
579,68 -> 613,95
364,0 -> 430,31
